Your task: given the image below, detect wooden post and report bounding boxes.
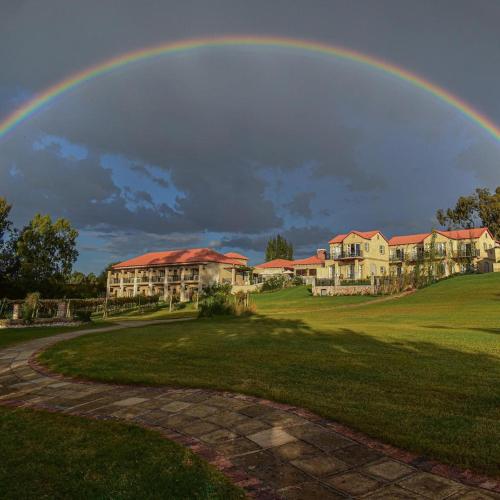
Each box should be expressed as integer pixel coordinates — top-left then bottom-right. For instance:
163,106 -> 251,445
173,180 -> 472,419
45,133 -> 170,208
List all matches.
195,290 -> 199,310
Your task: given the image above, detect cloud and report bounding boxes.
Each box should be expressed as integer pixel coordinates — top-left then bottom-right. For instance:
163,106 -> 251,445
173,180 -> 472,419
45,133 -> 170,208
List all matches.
130,164 -> 169,188
455,139 -> 500,186
285,192 -> 315,219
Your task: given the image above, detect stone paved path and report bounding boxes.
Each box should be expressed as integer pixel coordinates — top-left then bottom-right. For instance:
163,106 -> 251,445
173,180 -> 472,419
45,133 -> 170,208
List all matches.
0,321 -> 499,499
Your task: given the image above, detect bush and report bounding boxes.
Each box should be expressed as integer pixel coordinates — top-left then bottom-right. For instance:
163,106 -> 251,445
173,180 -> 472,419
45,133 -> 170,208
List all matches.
74,310 -> 92,322
198,284 -> 254,317
291,276 -> 304,286
261,275 -> 286,292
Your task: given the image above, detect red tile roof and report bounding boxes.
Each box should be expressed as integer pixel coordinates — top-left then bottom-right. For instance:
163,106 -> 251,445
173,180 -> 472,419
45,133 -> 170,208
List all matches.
389,233 -> 431,246
254,258 -> 295,269
329,230 -> 385,244
224,252 -> 248,260
113,248 -> 241,269
437,227 -> 491,240
293,254 -> 326,266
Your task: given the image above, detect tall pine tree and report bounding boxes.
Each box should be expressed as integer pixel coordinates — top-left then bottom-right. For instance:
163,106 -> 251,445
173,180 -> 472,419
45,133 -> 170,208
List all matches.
265,234 -> 293,261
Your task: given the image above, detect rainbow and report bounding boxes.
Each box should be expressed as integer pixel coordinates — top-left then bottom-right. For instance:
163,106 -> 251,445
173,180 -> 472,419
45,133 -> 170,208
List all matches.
1,35 -> 499,141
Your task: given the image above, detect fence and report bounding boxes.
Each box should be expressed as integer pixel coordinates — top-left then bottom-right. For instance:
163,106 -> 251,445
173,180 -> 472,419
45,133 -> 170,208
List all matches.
0,295 -> 162,325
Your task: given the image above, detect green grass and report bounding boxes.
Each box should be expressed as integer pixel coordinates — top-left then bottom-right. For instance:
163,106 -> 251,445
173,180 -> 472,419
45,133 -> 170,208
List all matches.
0,406 -> 243,499
40,275 -> 500,476
102,303 -> 196,321
0,321 -> 109,349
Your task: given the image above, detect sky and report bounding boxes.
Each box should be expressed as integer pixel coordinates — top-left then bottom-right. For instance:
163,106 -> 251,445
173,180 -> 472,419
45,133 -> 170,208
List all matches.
0,0 -> 499,273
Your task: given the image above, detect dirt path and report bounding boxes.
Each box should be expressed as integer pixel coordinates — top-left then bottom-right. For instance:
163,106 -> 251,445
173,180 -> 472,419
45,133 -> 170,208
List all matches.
0,319 -> 498,499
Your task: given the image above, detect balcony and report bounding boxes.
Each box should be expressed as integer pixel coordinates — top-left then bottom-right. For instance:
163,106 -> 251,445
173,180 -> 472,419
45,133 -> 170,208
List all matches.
185,274 -> 199,281
333,250 -> 364,260
390,252 -> 405,262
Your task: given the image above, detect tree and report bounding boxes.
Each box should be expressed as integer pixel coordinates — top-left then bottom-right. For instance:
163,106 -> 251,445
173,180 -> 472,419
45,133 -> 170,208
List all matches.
265,234 -> 294,261
0,197 -> 19,294
436,187 -> 500,239
15,214 -> 79,293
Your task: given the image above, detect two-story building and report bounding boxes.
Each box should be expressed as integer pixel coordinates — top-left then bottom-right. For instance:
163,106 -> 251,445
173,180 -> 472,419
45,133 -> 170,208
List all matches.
107,248 -> 249,301
325,230 -> 390,280
388,227 -> 497,276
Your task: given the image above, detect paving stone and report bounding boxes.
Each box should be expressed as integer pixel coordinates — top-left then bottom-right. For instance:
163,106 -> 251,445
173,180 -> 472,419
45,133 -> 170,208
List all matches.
260,409 -> 308,428
205,410 -> 249,427
233,450 -> 309,489
364,484 -> 424,499
182,421 -> 220,437
161,401 -> 192,412
287,424 -> 355,451
325,471 -> 383,496
198,428 -> 237,444
278,481 -> 346,499
215,437 -> 261,457
291,454 -> 348,477
269,441 -> 321,461
331,444 -> 384,466
397,472 -> 464,499
182,404 -> 220,418
112,397 -> 149,407
157,414 -> 198,429
239,404 -> 275,418
232,418 -> 271,436
247,428 -> 297,448
363,459 -> 416,481
447,490 -> 500,499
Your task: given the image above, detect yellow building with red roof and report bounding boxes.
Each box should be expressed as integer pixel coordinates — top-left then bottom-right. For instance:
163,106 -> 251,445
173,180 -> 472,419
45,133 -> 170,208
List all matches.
108,248 -> 250,300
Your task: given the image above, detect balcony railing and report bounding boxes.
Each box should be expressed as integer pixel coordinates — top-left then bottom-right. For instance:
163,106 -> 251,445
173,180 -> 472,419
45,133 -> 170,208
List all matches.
390,252 -> 405,262
333,250 -> 364,260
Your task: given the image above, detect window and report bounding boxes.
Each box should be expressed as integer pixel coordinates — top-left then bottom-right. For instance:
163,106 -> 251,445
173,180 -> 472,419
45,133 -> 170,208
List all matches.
484,242 -> 488,251
379,245 -> 385,255
380,266 -> 386,274
364,243 -> 370,252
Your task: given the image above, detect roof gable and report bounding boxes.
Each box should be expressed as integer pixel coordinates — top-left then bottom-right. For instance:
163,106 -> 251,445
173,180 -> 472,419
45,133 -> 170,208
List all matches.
329,230 -> 387,244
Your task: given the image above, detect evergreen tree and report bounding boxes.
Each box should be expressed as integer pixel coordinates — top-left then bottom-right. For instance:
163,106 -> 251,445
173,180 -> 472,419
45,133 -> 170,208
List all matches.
265,234 -> 294,261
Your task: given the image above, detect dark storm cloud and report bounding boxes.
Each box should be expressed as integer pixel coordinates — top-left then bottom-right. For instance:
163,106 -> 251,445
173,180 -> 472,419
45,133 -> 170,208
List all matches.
456,140 -> 500,185
222,225 -> 332,257
285,192 -> 315,219
130,165 -> 169,188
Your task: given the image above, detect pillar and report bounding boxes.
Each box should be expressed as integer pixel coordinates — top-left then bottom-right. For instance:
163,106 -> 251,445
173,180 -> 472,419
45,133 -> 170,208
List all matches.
133,269 -> 138,297
163,267 -> 169,301
12,303 -> 21,320
231,267 -> 236,286
148,269 -> 153,296
119,272 -> 124,297
106,270 -> 111,298
180,268 -> 186,302
56,301 -> 67,319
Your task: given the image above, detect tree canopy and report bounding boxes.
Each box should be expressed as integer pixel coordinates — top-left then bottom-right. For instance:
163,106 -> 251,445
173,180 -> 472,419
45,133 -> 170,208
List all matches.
265,234 -> 294,261
436,187 -> 500,239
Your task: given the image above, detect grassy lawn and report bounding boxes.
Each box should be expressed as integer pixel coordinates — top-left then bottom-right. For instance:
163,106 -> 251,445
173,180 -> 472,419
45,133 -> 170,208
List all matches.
102,303 -> 196,322
40,274 -> 500,476
0,407 -> 243,499
0,321 -> 110,350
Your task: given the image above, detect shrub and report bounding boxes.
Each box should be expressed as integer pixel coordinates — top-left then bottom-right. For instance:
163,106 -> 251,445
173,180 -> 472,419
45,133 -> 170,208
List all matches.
261,275 -> 286,292
198,284 -> 254,317
291,276 -> 304,286
21,292 -> 41,324
74,310 -> 92,322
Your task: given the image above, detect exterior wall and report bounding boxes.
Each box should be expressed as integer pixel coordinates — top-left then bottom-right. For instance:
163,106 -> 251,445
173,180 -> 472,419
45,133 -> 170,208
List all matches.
389,230 -> 499,276
328,232 -> 389,279
108,261 -> 243,300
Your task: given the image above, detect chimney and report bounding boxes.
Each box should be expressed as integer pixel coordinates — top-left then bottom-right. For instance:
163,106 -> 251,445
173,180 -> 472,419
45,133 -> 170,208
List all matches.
316,248 -> 327,260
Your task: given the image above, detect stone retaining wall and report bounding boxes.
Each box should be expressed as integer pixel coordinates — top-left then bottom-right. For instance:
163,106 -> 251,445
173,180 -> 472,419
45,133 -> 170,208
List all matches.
312,284 -> 374,296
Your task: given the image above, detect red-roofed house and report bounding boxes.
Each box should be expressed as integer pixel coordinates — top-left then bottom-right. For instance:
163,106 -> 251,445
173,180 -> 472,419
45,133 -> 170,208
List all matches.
108,248 -> 250,300
293,249 -> 327,282
326,230 -> 389,280
253,258 -> 295,281
388,227 -> 498,275
224,252 -> 249,266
